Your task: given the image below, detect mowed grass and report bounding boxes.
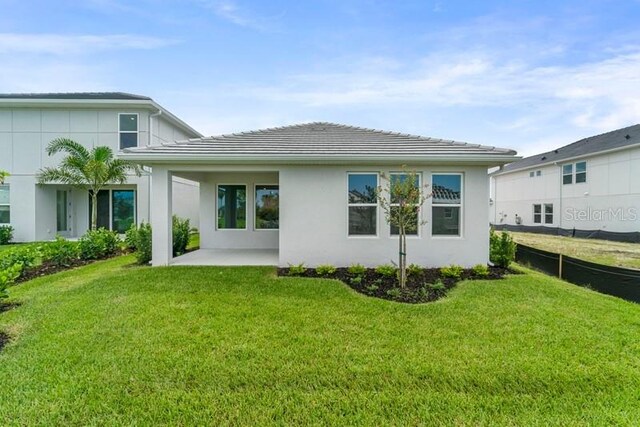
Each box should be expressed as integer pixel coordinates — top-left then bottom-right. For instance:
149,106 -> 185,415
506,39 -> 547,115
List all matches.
1,257 -> 640,425
511,231 -> 640,269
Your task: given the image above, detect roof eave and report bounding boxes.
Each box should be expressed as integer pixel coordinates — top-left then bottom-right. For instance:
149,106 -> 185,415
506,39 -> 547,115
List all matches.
118,152 -> 520,166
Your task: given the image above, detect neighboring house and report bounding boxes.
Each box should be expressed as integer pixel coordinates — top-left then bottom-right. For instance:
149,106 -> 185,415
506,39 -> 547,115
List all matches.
0,93 -> 202,242
119,122 -> 518,267
490,124 -> 640,242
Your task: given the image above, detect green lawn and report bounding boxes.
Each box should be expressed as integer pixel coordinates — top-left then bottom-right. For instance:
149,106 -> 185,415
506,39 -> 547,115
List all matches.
1,257 -> 640,425
511,231 -> 640,269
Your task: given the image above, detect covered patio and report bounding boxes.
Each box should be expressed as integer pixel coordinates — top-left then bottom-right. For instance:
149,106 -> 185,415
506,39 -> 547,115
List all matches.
171,249 -> 278,266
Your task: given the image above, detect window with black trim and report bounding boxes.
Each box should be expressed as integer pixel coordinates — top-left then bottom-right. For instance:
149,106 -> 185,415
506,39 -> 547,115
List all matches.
119,113 -> 138,149
217,185 -> 246,229
348,173 -> 378,236
255,185 -> 279,230
432,174 -> 462,236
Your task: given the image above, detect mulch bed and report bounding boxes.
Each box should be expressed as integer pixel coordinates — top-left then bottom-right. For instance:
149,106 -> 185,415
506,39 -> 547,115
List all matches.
278,266 -> 512,304
0,331 -> 9,352
0,301 -> 20,314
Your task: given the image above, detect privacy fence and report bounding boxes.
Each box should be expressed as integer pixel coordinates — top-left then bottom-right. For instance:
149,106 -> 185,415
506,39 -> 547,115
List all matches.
516,244 -> 640,303
494,224 -> 640,243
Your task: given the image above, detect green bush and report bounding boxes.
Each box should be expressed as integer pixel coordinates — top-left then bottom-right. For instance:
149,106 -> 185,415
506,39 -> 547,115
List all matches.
0,246 -> 38,272
347,263 -> 366,276
172,215 -> 190,257
135,223 -> 152,265
386,288 -> 401,298
0,225 -> 13,245
427,280 -> 445,291
407,263 -> 422,277
124,223 -> 138,250
316,264 -> 337,276
0,263 -> 23,299
288,263 -> 307,276
41,236 -> 79,267
440,264 -> 463,279
350,276 -> 362,285
375,264 -> 397,278
472,264 -> 490,278
490,228 -> 517,268
78,228 -> 120,260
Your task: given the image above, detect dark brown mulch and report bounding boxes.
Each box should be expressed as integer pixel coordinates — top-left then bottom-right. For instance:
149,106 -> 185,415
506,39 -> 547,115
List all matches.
0,331 -> 9,352
0,301 -> 20,314
277,266 -> 511,304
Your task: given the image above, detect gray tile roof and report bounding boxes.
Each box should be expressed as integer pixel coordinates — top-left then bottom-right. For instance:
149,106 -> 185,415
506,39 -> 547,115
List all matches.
121,122 -> 517,163
499,124 -> 640,174
0,92 -> 151,100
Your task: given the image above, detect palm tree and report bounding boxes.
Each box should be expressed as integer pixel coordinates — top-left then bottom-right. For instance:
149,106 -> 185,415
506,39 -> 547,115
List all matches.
0,170 -> 8,184
37,138 -> 141,230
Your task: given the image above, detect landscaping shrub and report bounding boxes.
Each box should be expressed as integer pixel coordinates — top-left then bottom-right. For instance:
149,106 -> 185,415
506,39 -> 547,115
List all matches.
316,264 -> 337,276
386,288 -> 401,298
472,264 -> 490,278
440,264 -> 463,279
0,246 -> 38,272
0,263 -> 23,299
407,263 -> 422,277
78,228 -> 120,260
135,223 -> 152,265
428,280 -> 445,291
124,223 -> 138,250
288,263 -> 307,276
41,236 -> 79,267
490,228 -> 517,268
0,225 -> 13,245
347,263 -> 366,277
375,264 -> 397,278
172,215 -> 190,256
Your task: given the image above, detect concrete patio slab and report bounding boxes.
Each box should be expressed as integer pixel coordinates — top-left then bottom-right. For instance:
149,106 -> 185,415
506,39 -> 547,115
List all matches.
170,249 -> 278,266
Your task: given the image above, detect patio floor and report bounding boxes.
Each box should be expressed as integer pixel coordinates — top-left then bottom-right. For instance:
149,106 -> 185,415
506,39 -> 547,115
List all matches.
170,249 -> 279,266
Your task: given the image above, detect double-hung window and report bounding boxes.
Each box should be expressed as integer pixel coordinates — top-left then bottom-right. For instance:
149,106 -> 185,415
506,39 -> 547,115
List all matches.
544,204 -> 554,224
575,161 -> 587,183
119,113 -> 138,149
562,164 -> 573,185
348,173 -> 378,236
0,184 -> 9,224
217,185 -> 246,229
389,173 -> 420,236
432,174 -> 462,236
533,204 -> 542,223
255,185 -> 279,230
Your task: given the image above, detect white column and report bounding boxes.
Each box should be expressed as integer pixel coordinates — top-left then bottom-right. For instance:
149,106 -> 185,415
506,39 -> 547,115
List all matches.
151,166 -> 172,266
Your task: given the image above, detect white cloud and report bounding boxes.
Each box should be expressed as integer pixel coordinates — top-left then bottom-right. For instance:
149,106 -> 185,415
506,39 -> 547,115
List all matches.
0,33 -> 177,55
197,0 -> 284,31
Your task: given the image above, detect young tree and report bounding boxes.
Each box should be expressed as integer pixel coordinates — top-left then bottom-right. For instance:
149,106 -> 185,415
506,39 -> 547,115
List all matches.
378,168 -> 431,288
0,170 -> 8,184
36,138 -> 141,230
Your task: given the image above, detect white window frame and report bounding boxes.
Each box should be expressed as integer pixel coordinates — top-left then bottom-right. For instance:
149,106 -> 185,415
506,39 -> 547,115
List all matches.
536,170 -> 542,177
431,172 -> 464,238
533,204 -> 542,224
0,184 -> 9,225
118,113 -> 139,150
575,161 -> 587,184
544,203 -> 554,224
562,163 -> 573,185
347,172 -> 379,238
389,172 -> 421,238
254,183 -> 279,231
216,183 -> 247,231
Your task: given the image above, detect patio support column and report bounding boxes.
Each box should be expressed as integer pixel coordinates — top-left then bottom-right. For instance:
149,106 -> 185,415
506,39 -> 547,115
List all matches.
151,166 -> 173,266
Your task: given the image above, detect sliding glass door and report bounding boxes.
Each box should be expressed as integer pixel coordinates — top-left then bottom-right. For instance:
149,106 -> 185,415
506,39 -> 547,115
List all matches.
89,189 -> 136,233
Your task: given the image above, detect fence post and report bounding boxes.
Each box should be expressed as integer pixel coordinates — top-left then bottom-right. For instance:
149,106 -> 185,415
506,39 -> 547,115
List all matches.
559,253 -> 563,279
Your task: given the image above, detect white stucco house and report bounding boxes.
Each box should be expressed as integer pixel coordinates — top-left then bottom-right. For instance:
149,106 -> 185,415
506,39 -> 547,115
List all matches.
490,124 -> 640,242
119,122 -> 518,267
0,93 -> 202,242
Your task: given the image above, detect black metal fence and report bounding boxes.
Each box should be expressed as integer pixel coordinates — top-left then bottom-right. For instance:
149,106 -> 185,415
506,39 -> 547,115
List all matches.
516,244 -> 640,303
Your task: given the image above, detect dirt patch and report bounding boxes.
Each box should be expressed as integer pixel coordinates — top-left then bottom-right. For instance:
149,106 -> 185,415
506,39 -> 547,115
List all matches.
278,266 -> 511,304
0,331 -> 9,352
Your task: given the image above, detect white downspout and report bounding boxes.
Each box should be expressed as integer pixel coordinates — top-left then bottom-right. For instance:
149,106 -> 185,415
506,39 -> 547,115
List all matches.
147,109 -> 162,226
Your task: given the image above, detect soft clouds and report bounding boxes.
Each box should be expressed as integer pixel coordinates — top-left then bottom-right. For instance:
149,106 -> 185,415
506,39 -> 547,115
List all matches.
0,33 -> 177,55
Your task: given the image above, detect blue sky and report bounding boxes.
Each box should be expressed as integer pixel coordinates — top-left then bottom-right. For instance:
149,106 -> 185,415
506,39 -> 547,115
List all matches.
1,0 -> 640,156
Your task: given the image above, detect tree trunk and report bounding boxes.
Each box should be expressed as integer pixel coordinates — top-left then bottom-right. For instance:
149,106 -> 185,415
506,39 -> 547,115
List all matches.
399,223 -> 407,289
91,192 -> 98,231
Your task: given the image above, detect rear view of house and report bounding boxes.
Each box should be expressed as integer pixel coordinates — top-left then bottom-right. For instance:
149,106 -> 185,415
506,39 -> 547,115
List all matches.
120,122 -> 518,267
491,124 -> 640,242
0,93 -> 201,242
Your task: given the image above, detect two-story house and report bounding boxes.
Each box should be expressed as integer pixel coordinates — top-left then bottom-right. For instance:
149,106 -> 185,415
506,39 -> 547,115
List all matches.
0,93 -> 202,242
490,124 -> 640,242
